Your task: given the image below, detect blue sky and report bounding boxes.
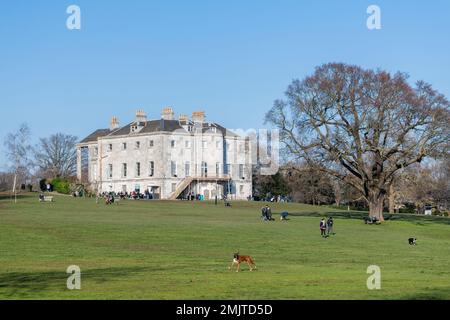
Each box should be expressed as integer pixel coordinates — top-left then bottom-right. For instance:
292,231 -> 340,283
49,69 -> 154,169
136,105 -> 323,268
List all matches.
1,0 -> 449,170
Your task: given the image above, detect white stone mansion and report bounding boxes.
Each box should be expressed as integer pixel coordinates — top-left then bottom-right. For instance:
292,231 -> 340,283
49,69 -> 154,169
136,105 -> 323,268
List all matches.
76,108 -> 253,200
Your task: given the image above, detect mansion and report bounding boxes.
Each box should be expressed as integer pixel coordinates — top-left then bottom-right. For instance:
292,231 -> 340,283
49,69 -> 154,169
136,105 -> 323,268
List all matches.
76,108 -> 253,200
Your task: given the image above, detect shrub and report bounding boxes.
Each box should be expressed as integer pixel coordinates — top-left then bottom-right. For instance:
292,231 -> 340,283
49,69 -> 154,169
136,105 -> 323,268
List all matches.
51,178 -> 71,194
433,210 -> 449,217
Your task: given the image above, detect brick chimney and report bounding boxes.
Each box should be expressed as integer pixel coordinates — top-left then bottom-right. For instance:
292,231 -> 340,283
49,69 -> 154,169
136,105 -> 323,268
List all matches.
161,107 -> 175,120
110,116 -> 120,131
135,109 -> 147,123
179,114 -> 189,124
192,111 -> 205,123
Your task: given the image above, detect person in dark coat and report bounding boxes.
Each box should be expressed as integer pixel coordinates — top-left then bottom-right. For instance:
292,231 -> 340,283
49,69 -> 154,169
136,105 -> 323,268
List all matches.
327,217 -> 334,235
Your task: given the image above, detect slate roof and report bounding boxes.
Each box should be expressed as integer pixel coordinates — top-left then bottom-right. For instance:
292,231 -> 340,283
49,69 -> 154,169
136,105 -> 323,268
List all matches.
79,129 -> 111,143
79,119 -> 237,144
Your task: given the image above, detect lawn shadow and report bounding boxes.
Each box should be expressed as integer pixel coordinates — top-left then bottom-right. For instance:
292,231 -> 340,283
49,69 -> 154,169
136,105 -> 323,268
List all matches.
0,193 -> 32,202
0,266 -> 164,299
400,287 -> 450,300
289,211 -> 450,225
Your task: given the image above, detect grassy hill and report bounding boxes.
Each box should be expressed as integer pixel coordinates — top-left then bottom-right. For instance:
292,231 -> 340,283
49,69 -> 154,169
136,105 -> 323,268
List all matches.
0,193 -> 449,300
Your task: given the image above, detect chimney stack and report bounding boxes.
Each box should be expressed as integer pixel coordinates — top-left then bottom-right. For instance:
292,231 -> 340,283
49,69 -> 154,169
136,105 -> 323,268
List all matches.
110,116 -> 120,131
161,107 -> 175,120
135,109 -> 147,123
192,111 -> 205,123
179,114 -> 189,124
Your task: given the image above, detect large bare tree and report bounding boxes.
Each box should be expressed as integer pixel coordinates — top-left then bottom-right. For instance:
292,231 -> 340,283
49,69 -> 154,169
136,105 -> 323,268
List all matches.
34,133 -> 78,178
3,123 -> 33,198
266,63 -> 450,221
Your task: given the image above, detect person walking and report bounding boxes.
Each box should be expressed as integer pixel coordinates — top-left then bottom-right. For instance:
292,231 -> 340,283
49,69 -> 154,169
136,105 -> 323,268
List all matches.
320,218 -> 327,237
327,217 -> 334,235
266,205 -> 273,221
261,206 -> 268,221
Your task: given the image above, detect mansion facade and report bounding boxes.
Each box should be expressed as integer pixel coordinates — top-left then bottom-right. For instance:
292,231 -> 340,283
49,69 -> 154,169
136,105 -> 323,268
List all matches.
76,108 -> 253,200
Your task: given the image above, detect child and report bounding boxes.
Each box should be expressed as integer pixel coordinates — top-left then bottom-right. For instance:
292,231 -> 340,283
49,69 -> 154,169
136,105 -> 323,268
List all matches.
320,218 -> 327,237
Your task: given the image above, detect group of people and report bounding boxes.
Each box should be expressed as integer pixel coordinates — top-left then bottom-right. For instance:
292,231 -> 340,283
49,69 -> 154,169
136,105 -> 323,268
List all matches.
96,190 -> 157,203
249,195 -> 293,203
103,193 -> 116,205
71,190 -> 83,197
364,216 -> 380,225
260,206 -> 290,221
126,190 -> 154,200
319,217 -> 335,237
261,205 -> 275,221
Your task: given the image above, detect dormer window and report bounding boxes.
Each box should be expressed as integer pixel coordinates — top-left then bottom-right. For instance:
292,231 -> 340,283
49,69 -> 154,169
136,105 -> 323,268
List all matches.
131,122 -> 144,133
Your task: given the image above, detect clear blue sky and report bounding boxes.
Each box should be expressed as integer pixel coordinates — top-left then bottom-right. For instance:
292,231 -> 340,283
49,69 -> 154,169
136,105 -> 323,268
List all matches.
1,0 -> 449,170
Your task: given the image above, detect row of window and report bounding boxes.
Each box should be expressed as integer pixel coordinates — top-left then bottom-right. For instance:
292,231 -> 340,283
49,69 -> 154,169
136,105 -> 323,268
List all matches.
169,183 -> 246,194
106,162 -> 247,179
107,162 -> 154,179
103,139 -> 246,152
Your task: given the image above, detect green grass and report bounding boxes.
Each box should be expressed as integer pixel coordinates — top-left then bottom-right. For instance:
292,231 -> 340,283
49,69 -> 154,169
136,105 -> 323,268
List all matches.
1,193 -> 450,300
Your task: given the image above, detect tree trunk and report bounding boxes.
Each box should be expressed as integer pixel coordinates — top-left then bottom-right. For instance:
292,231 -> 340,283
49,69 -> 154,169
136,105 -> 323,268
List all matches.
368,195 -> 385,222
388,184 -> 395,214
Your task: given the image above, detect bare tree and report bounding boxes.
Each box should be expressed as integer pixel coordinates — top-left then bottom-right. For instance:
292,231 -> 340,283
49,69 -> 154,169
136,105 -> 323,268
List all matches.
395,160 -> 450,213
34,133 -> 78,178
282,165 -> 335,205
0,172 -> 15,192
266,63 -> 450,221
3,123 -> 33,201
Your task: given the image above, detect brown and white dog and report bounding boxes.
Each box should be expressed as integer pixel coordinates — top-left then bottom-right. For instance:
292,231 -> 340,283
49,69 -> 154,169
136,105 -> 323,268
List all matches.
229,252 -> 256,272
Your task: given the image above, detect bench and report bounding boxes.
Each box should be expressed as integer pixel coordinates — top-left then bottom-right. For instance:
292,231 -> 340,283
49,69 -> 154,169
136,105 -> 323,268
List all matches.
40,196 -> 54,202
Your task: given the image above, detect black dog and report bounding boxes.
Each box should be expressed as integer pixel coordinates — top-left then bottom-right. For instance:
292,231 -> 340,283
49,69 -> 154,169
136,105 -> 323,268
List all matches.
408,237 -> 417,245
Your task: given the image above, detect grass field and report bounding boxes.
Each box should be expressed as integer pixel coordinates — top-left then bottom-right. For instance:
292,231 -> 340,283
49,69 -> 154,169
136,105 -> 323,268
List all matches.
1,193 -> 450,300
